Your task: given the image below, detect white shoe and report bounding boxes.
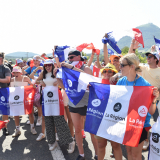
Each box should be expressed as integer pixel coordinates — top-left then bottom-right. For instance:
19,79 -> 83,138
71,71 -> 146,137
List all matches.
68,140 -> 76,153
36,133 -> 45,141
49,141 -> 58,151
26,120 -> 30,124
36,117 -> 42,126
12,129 -> 21,137
31,127 -> 37,135
56,133 -> 59,141
143,140 -> 149,150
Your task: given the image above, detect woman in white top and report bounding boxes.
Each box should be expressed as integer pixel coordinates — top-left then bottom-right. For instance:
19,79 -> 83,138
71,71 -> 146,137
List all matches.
35,59 -> 75,152
10,66 -> 37,137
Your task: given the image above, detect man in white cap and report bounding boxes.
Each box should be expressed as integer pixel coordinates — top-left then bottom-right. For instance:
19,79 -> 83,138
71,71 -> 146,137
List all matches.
16,59 -> 23,69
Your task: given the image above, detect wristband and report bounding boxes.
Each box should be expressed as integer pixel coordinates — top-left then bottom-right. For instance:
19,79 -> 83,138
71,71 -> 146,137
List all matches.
71,66 -> 74,70
152,101 -> 157,104
133,49 -> 135,52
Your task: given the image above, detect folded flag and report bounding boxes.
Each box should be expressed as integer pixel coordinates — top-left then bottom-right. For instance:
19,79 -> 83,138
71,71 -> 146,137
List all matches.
93,65 -> 101,77
132,28 -> 144,48
102,32 -> 121,54
42,86 -> 64,116
61,67 -> 102,105
54,46 -> 75,62
154,36 -> 160,52
85,43 -> 100,55
0,86 -> 35,116
85,82 -> 153,147
108,49 -> 114,55
0,120 -> 9,130
76,43 -> 91,52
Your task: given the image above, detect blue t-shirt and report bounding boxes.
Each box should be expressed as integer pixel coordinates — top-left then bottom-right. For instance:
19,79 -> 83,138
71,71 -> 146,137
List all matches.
25,66 -> 41,77
117,76 -> 151,128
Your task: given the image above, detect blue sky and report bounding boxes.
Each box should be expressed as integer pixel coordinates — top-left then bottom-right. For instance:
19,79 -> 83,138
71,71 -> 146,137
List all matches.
0,0 -> 159,54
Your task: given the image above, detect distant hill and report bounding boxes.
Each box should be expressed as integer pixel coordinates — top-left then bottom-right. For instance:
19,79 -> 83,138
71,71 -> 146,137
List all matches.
117,23 -> 160,52
5,52 -> 38,59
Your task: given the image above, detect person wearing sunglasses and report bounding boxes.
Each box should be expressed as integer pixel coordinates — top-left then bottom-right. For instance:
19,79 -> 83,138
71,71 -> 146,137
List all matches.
117,53 -> 159,160
129,40 -> 160,150
60,50 -> 98,160
95,63 -> 123,160
35,59 -> 74,152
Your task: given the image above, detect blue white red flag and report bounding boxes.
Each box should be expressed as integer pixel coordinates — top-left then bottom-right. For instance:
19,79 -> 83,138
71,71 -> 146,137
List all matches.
154,36 -> 160,52
85,82 -> 153,147
54,46 -> 76,62
0,86 -> 35,116
102,32 -> 121,54
42,86 -> 64,116
59,67 -> 102,105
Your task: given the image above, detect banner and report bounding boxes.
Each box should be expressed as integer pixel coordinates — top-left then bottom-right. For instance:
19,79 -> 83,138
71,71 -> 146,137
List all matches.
42,86 -> 64,116
0,86 -> 35,116
85,82 -> 153,147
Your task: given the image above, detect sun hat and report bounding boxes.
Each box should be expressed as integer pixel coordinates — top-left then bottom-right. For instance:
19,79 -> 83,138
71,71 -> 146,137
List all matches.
44,59 -> 54,64
100,63 -> 118,74
12,66 -> 22,73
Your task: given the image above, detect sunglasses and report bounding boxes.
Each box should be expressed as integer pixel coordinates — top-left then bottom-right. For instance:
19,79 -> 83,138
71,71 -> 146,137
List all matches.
68,55 -> 77,60
120,63 -> 129,68
102,70 -> 113,74
147,55 -> 154,59
44,64 -> 52,67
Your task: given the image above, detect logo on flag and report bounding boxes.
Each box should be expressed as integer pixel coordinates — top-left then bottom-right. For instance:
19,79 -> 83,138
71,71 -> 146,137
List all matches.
67,79 -> 72,87
138,106 -> 148,117
152,133 -> 160,143
1,96 -> 5,102
47,92 -> 53,98
113,103 -> 122,112
14,95 -> 19,100
92,99 -> 101,107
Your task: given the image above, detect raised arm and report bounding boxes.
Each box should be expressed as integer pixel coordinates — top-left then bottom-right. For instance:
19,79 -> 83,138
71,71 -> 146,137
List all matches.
128,39 -> 140,54
103,33 -> 109,65
87,50 -> 94,67
96,54 -> 103,69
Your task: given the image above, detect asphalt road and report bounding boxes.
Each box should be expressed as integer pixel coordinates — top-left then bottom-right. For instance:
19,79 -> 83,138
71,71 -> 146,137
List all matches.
0,115 -> 153,160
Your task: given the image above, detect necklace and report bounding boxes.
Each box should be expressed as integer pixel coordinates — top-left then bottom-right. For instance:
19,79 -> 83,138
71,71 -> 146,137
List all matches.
126,74 -> 138,86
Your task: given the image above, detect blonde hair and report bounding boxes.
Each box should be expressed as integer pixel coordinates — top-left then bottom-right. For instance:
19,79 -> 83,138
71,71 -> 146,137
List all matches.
120,53 -> 142,72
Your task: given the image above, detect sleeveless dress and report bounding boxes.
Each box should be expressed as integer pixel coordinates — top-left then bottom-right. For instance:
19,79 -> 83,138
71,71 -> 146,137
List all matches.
10,76 -> 28,87
43,72 -> 72,145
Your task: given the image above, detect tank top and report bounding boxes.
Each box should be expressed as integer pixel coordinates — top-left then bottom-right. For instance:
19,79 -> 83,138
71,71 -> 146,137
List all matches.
43,72 -> 57,86
10,76 -> 28,87
68,64 -> 89,108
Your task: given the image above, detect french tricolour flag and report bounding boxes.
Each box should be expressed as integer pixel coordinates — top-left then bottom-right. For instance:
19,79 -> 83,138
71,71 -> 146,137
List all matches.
54,46 -> 76,62
42,86 -> 64,116
154,36 -> 160,52
0,86 -> 35,116
59,67 -> 102,105
85,82 -> 153,147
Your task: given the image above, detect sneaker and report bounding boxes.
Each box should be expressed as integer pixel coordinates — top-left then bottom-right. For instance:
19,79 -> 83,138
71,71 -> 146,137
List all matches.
110,150 -> 114,158
76,155 -> 86,160
2,128 -> 9,136
48,141 -> 58,151
36,133 -> 45,141
94,155 -> 98,160
68,140 -> 76,153
26,120 -> 30,125
81,130 -> 86,138
143,139 -> 149,150
56,133 -> 59,141
31,127 -> 37,135
12,129 -> 21,137
36,117 -> 42,126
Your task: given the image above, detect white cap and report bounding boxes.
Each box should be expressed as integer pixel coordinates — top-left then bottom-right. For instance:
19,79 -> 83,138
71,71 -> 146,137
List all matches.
44,59 -> 54,64
145,52 -> 159,61
16,59 -> 23,64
